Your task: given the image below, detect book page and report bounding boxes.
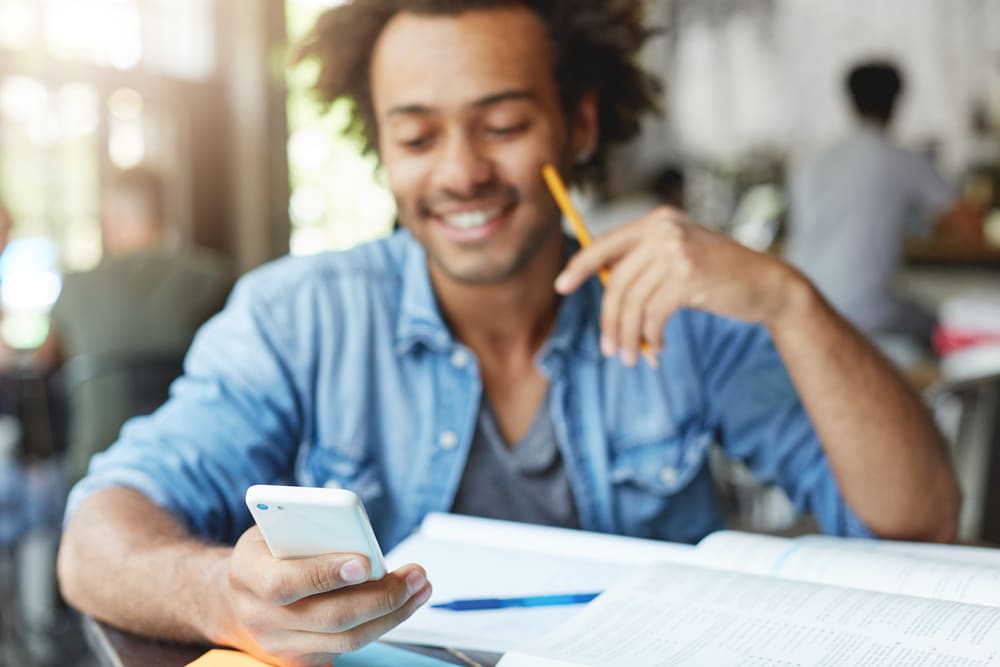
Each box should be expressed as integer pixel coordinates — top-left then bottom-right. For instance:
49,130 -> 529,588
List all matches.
414,513 -> 695,564
801,534 -> 1000,568
698,530 -> 1000,568
695,531 -> 1000,607
382,514 -> 695,653
498,563 -> 1000,667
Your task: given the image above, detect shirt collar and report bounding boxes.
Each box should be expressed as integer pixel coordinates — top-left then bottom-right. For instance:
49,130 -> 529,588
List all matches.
540,238 -> 602,364
395,231 -> 452,355
393,231 -> 602,362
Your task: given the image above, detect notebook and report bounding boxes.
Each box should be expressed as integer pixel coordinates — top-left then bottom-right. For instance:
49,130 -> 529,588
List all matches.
381,513 -> 695,653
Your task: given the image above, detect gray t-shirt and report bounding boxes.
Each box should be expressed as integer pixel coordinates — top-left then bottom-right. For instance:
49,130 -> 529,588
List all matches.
786,125 -> 953,335
451,392 -> 579,529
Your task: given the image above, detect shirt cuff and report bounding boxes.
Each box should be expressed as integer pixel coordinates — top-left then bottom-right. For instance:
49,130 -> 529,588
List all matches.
63,467 -> 189,531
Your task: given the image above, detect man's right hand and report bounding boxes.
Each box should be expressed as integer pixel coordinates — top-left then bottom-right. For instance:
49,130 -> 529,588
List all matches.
211,526 -> 431,667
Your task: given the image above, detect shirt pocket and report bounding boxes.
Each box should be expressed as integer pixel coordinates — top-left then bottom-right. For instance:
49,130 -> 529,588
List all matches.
306,447 -> 387,519
608,428 -> 714,538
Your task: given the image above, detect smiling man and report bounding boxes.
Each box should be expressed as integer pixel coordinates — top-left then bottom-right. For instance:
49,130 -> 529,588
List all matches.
58,2 -> 959,665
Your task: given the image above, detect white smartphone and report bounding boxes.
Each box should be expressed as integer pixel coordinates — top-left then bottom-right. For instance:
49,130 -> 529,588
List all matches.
245,484 -> 387,580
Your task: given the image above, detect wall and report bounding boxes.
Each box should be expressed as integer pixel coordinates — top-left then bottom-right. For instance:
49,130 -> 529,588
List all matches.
661,0 -> 1000,176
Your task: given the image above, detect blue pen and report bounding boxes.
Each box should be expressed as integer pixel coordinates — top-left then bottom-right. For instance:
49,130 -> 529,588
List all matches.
431,592 -> 601,611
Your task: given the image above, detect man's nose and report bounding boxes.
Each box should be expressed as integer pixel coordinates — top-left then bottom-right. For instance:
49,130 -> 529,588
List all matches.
431,131 -> 494,196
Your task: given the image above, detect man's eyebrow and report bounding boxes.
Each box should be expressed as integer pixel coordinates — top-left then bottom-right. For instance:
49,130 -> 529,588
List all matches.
386,90 -> 539,118
473,90 -> 538,108
386,103 -> 434,118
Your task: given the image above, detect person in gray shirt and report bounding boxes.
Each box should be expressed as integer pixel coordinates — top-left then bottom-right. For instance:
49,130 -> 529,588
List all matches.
786,61 -> 956,355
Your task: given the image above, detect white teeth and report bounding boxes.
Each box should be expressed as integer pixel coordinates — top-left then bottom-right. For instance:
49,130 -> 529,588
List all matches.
443,207 -> 502,229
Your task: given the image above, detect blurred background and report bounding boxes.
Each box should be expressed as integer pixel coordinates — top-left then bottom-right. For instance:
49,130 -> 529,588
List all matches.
0,0 -> 997,664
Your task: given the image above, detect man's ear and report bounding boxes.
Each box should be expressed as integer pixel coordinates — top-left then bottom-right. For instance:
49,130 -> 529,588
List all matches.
572,90 -> 599,163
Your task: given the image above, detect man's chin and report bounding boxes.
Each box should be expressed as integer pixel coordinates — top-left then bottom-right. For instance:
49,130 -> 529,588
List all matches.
419,216 -> 560,287
430,257 -> 522,286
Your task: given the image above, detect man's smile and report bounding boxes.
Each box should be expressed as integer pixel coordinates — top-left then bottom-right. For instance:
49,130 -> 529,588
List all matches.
439,205 -> 506,230
428,201 -> 517,243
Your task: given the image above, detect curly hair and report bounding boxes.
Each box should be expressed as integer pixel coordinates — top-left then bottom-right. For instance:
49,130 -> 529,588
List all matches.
293,0 -> 661,185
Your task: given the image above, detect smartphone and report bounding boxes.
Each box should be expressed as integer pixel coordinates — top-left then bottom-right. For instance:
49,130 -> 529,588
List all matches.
245,484 -> 387,580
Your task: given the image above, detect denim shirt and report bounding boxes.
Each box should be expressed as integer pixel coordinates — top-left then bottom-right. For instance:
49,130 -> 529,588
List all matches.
66,231 -> 871,550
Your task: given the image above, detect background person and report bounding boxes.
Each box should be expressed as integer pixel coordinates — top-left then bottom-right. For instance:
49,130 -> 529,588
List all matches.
38,166 -> 232,484
786,61 -> 960,356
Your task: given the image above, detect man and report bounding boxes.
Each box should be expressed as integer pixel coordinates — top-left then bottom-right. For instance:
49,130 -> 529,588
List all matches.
786,61 -> 957,354
41,166 -> 232,483
58,3 -> 959,665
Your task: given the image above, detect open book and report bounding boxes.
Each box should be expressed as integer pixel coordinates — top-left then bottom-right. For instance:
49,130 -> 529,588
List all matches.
383,514 -> 1000,664
499,530 -> 1000,666
382,513 -> 696,653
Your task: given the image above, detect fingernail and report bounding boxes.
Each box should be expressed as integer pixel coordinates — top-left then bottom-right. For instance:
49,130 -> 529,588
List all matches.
412,584 -> 432,606
340,559 -> 367,583
554,273 -> 570,292
600,333 -> 616,357
620,348 -> 637,367
406,570 -> 427,596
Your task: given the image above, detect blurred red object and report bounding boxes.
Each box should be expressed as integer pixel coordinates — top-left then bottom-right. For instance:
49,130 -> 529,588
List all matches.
934,327 -> 1000,355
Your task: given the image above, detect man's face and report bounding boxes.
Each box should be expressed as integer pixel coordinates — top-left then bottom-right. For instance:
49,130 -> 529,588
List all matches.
370,6 -> 595,285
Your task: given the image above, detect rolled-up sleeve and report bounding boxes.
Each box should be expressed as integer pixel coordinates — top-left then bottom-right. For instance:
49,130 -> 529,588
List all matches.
64,274 -> 305,545
687,311 -> 872,537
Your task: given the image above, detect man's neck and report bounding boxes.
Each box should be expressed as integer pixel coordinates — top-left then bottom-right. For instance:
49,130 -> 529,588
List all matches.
858,116 -> 890,133
429,233 -> 565,365
104,226 -> 163,256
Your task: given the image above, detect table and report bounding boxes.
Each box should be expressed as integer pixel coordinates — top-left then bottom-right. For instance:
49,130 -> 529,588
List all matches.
83,616 -> 501,667
905,238 -> 1000,267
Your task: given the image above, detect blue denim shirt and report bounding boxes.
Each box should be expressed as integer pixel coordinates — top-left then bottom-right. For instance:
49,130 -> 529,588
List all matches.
67,231 -> 871,550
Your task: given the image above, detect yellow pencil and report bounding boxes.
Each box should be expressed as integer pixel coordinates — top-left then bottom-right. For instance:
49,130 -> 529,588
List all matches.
541,164 -> 611,284
541,163 -> 652,359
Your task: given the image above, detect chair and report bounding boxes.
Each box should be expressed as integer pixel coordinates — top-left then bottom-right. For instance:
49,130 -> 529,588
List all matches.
0,354 -> 184,664
924,370 -> 1000,543
58,352 -> 185,418
55,352 -> 185,485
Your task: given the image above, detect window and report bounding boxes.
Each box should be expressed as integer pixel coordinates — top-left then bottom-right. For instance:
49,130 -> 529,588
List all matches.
285,0 -> 396,256
0,0 -> 215,347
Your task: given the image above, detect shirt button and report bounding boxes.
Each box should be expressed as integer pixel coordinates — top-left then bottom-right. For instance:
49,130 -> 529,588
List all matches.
659,466 -> 678,485
324,479 -> 342,489
439,431 -> 459,450
450,349 -> 470,369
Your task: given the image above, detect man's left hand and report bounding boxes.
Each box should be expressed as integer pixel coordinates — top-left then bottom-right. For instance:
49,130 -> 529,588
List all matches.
554,207 -> 800,366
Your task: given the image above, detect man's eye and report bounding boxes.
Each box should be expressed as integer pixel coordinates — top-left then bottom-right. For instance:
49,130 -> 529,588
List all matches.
487,122 -> 529,137
401,136 -> 432,149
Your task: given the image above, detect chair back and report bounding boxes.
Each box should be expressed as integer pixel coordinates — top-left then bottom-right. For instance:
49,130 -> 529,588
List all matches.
56,352 -> 185,483
925,371 -> 1000,544
59,352 -> 185,417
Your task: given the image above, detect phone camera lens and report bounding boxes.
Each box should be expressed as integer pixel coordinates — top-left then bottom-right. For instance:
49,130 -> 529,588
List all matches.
256,503 -> 268,510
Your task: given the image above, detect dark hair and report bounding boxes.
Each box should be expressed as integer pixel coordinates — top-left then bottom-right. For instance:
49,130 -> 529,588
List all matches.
846,61 -> 904,123
106,165 -> 165,226
294,0 -> 661,185
651,164 -> 685,208
652,165 -> 684,193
